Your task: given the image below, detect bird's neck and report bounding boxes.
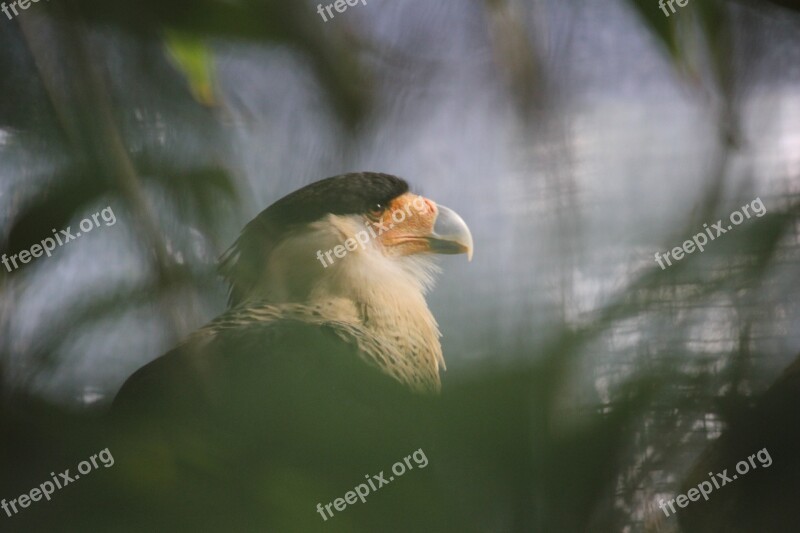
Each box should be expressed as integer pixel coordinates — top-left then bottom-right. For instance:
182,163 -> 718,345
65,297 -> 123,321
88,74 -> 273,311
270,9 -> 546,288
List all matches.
307,258 -> 445,393
254,219 -> 445,391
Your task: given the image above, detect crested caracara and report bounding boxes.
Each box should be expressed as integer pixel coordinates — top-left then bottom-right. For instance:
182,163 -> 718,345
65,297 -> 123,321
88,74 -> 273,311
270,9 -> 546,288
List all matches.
107,173 -> 473,530
113,172 -> 473,411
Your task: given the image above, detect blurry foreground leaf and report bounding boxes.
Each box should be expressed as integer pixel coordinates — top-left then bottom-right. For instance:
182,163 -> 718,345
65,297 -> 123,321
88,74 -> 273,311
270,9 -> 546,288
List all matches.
164,30 -> 217,106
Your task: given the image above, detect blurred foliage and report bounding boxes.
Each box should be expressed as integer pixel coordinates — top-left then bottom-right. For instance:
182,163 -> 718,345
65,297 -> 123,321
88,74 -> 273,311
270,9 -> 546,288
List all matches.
0,0 -> 799,531
69,0 -> 374,128
164,30 -> 217,106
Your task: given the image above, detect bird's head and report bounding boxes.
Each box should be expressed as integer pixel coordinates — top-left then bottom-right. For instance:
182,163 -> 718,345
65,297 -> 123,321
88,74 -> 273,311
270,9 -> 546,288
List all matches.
220,172 -> 473,308
218,173 -> 472,392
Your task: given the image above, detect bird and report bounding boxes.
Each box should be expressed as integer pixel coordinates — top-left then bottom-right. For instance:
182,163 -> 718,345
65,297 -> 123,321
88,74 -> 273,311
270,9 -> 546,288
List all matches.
114,171 -> 473,404
106,172 -> 474,531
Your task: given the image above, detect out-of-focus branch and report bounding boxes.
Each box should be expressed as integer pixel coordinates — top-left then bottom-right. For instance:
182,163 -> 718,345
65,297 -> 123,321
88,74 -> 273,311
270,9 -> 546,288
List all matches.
483,0 -> 545,122
16,11 -> 196,355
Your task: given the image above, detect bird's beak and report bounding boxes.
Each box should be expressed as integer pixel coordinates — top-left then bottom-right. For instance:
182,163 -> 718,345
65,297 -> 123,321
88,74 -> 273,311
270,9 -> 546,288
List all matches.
426,204 -> 474,261
375,193 -> 474,261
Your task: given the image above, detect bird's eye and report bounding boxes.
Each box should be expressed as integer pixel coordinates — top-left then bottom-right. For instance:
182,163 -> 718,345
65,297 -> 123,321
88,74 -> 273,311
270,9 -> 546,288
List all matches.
368,203 -> 384,219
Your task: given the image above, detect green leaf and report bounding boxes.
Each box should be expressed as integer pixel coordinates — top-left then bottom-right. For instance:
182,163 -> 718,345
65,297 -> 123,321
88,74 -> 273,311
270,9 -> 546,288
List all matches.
164,30 -> 216,106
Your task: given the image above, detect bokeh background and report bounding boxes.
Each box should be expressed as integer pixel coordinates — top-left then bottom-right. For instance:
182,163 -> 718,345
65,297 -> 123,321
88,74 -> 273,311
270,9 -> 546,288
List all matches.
1,0 -> 799,531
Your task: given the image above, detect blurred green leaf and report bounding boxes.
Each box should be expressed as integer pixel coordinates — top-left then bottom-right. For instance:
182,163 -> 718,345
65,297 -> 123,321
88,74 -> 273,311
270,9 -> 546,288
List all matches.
65,0 -> 372,127
164,30 -> 217,106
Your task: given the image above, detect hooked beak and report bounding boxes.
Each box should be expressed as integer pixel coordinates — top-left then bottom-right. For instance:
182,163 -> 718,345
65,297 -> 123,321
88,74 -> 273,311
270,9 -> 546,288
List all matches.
426,204 -> 474,261
373,193 -> 474,261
